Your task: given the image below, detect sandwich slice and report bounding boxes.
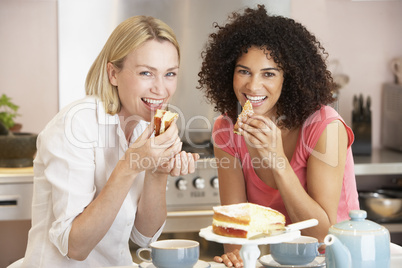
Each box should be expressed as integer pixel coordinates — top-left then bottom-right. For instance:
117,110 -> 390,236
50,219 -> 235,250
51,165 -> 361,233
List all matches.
234,100 -> 254,135
154,109 -> 179,136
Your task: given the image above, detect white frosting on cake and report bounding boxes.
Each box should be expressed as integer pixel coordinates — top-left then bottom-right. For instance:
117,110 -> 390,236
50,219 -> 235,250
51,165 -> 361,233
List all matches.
213,203 -> 250,218
213,203 -> 283,220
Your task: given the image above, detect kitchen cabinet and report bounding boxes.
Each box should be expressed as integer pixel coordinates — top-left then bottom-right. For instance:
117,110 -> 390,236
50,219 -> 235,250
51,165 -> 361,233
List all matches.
354,148 -> 402,244
0,167 -> 33,267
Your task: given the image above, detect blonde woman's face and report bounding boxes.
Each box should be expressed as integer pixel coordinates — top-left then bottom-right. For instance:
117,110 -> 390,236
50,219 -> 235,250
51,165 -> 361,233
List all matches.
108,39 -> 179,122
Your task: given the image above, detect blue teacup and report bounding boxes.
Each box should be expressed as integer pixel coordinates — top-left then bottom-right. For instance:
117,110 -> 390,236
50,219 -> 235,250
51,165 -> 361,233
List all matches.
136,239 -> 199,268
270,236 -> 324,265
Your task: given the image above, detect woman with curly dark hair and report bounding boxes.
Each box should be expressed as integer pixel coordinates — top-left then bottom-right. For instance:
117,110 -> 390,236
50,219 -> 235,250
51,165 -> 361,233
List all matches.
198,5 -> 359,267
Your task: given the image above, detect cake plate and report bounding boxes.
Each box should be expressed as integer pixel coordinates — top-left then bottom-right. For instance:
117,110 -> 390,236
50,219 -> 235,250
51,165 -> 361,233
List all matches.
199,226 -> 300,268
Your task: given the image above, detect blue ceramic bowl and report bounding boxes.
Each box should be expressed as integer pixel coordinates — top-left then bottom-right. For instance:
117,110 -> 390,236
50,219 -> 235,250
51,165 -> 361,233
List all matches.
270,236 -> 322,265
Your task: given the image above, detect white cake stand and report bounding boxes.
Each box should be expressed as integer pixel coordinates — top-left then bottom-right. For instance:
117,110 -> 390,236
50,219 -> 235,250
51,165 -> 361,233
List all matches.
199,226 -> 301,268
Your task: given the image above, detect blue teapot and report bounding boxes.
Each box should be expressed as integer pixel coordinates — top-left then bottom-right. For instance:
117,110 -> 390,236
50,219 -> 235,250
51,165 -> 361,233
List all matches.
324,210 -> 390,268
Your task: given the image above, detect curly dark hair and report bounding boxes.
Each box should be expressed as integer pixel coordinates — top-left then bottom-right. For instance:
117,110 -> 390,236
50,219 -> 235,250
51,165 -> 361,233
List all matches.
197,5 -> 335,129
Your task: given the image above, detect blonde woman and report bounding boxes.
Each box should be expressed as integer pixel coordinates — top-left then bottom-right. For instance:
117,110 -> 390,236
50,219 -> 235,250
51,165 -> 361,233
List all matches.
21,16 -> 198,267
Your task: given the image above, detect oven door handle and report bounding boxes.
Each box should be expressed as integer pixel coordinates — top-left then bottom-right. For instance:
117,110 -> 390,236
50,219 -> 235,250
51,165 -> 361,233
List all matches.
167,210 -> 214,217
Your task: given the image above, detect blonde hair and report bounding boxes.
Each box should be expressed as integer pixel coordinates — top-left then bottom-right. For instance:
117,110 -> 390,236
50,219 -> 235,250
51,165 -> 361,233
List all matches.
85,16 -> 180,115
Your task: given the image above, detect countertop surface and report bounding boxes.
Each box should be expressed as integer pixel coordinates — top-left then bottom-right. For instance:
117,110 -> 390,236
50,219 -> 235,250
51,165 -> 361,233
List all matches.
0,166 -> 33,184
0,166 -> 33,175
1,148 -> 402,179
354,148 -> 402,175
106,243 -> 402,268
109,256 -> 402,268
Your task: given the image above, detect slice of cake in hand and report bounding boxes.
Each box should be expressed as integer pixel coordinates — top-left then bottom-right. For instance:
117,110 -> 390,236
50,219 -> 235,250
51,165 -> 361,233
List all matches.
154,109 -> 179,136
234,100 -> 254,135
212,203 -> 286,238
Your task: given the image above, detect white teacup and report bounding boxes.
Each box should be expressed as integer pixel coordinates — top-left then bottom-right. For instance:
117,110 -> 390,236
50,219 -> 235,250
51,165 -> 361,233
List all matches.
391,57 -> 402,85
270,236 -> 324,265
136,239 -> 199,268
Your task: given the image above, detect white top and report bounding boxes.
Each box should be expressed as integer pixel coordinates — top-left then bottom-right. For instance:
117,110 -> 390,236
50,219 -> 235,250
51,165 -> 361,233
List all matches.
22,96 -> 164,267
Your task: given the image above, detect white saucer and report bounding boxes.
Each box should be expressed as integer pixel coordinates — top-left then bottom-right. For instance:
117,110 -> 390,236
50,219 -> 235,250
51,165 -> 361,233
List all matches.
259,255 -> 325,268
139,260 -> 211,268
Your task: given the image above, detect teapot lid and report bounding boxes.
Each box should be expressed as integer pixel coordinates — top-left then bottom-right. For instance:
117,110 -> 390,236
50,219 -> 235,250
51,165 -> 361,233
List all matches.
332,210 -> 384,232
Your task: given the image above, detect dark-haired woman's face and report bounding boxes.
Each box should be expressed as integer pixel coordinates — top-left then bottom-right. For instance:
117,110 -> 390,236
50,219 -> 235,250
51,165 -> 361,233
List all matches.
233,46 -> 284,118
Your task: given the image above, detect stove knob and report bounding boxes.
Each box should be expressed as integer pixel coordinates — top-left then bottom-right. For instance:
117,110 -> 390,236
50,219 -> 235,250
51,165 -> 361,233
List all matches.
193,177 -> 205,189
176,178 -> 187,191
210,176 -> 219,189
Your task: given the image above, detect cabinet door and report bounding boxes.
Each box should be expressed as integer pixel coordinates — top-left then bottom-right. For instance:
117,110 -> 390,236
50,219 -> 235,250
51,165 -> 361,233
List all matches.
0,183 -> 33,221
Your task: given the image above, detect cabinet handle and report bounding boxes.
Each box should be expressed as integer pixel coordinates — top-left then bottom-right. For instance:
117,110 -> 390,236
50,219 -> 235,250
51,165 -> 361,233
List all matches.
0,195 -> 19,206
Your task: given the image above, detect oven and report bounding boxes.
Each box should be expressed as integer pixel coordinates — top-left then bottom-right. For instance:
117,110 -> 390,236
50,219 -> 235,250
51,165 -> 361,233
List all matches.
165,157 -> 219,233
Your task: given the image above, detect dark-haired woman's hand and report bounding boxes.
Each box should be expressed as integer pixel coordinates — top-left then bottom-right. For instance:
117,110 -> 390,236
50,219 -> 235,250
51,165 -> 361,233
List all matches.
214,249 -> 243,267
237,114 -> 285,170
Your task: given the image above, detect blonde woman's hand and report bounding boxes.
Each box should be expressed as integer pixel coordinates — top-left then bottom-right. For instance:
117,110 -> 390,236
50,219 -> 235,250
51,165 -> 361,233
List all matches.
167,151 -> 200,177
149,118 -> 200,175
122,121 -> 181,174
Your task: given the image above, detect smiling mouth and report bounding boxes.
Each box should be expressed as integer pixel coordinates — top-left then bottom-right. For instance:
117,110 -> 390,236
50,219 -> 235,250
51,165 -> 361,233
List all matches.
142,98 -> 164,104
141,98 -> 164,109
245,94 -> 267,103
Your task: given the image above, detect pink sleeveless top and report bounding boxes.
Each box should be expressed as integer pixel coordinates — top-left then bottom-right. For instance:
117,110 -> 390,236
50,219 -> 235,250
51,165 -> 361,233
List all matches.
212,106 -> 359,224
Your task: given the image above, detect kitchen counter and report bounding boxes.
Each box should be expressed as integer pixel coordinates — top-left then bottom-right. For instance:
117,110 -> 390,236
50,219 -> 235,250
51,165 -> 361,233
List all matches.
353,149 -> 402,235
0,167 -> 33,174
0,167 -> 33,184
2,148 -> 402,178
354,148 -> 402,176
106,244 -> 402,268
1,148 -> 402,179
109,255 -> 402,268
11,245 -> 402,268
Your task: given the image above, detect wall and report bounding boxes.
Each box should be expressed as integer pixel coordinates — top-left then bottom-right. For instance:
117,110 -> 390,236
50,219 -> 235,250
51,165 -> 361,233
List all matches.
292,0 -> 402,148
0,0 -> 58,135
0,0 -> 401,148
